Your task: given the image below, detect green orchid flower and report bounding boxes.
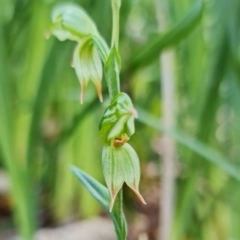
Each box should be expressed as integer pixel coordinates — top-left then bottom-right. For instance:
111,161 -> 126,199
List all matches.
73,39 -> 103,103
102,143 -> 146,211
99,92 -> 138,145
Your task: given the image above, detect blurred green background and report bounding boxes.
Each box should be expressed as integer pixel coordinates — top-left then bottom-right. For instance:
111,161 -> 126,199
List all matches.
0,0 -> 240,239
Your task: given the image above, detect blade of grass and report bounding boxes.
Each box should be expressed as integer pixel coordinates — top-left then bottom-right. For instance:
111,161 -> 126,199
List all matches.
136,107 -> 240,181
71,166 -> 127,240
196,33 -> 229,143
26,40 -> 70,170
0,25 -> 35,240
128,0 -> 204,71
53,97 -> 99,148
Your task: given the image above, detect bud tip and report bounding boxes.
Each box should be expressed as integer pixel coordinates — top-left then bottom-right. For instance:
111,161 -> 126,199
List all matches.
131,187 -> 146,205
80,89 -> 85,104
94,81 -> 103,103
130,108 -> 138,118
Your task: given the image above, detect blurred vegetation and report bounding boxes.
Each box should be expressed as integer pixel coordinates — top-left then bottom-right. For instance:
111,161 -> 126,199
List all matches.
0,0 -> 240,239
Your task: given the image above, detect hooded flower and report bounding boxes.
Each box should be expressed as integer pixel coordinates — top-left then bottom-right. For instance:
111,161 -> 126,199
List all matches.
99,92 -> 138,145
51,3 -> 98,42
102,143 -> 146,211
73,39 -> 103,103
50,3 -> 108,103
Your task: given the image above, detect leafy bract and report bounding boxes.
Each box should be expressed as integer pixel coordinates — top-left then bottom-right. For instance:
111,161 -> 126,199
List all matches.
71,166 -> 127,240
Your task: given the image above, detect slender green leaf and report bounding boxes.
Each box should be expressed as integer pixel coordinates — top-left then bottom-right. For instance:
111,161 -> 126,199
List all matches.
137,107 -> 240,181
0,25 -> 35,240
70,166 -> 110,210
197,33 -> 229,142
27,41 -> 68,168
71,166 -> 127,240
111,190 -> 127,240
53,98 -> 99,148
128,0 -> 204,70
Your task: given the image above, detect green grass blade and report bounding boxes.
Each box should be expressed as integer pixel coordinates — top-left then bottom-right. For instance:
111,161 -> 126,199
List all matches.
128,0 -> 204,71
0,25 -> 35,240
196,33 -> 229,142
54,98 -> 99,147
71,166 -> 110,210
111,190 -> 127,240
27,41 -> 70,168
137,107 -> 240,181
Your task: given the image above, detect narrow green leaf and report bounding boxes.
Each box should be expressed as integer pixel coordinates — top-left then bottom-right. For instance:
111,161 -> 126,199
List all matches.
111,190 -> 127,240
27,41 -> 68,169
128,0 -> 204,70
53,98 -> 99,148
197,33 -> 228,142
137,107 -> 240,181
71,166 -> 127,240
0,25 -> 35,240
70,166 -> 110,210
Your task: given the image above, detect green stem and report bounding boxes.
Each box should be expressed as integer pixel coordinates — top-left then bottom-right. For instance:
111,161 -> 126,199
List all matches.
111,0 -> 121,49
106,1 -> 126,239
112,189 -> 127,240
105,0 -> 121,100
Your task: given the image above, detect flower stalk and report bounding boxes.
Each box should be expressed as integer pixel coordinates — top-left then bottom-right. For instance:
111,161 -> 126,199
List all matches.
111,0 -> 121,49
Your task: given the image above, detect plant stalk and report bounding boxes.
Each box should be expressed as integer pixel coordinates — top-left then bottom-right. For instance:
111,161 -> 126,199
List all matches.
108,1 -> 127,239
111,0 -> 121,49
155,0 -> 177,239
112,189 -> 127,240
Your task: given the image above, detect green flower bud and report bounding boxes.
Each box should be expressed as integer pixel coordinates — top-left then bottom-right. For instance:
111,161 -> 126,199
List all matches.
51,3 -> 98,42
102,143 -> 146,211
73,39 -> 103,103
99,93 -> 138,145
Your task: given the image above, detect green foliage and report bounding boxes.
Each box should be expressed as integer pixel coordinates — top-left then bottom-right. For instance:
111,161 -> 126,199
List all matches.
51,2 -> 137,239
137,107 -> 240,181
1,0 -> 240,240
0,0 -> 14,23
104,46 -> 121,98
71,166 -> 127,240
128,0 -> 204,71
0,26 -> 35,240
